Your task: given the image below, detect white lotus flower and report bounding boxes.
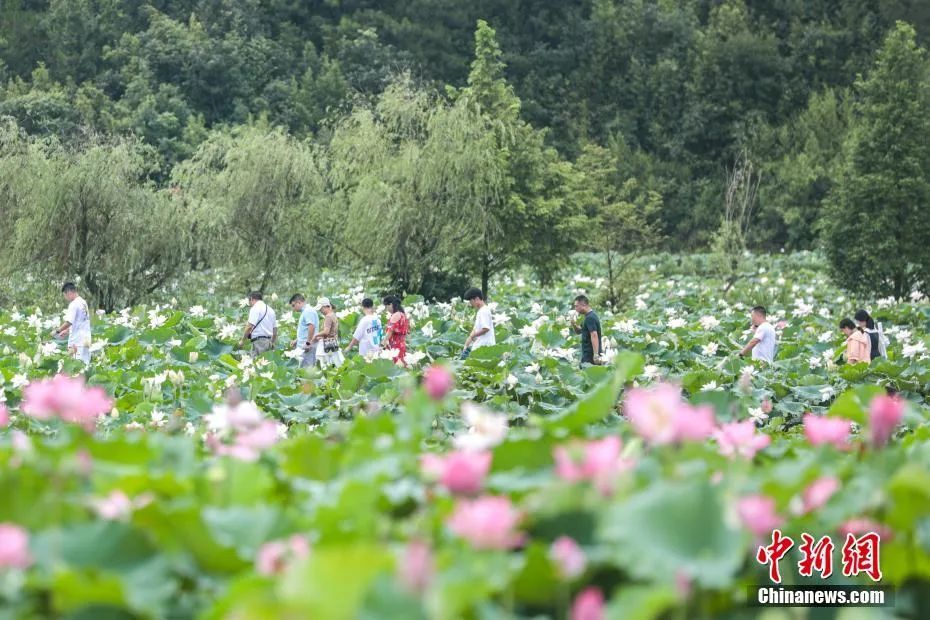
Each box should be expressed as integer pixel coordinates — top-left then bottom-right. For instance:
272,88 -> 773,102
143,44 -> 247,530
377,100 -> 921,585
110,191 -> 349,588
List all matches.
238,298 -> 249,307
525,362 -> 540,374
903,342 -> 926,358
667,317 -> 687,330
147,311 -> 167,329
219,324 -> 239,340
454,402 -> 508,451
701,381 -> 720,392
560,328 -> 570,338
189,305 -> 207,318
167,370 -> 185,386
819,386 -> 835,401
284,348 -> 303,360
643,364 -> 660,379
818,331 -> 833,343
910,290 -> 924,303
505,374 -> 518,388
808,356 -> 823,369
40,342 -> 59,357
406,351 -> 427,366
702,342 -> 719,356
519,324 -> 538,338
614,319 -> 637,334
11,374 -> 29,389
699,315 -> 720,330
421,321 -> 435,338
748,407 -> 769,423
379,348 -> 400,361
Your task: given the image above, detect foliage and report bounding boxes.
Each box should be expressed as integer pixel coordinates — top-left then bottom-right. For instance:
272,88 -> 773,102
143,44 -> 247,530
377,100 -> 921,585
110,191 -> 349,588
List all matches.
823,22 -> 930,299
0,253 -> 929,618
0,124 -> 188,311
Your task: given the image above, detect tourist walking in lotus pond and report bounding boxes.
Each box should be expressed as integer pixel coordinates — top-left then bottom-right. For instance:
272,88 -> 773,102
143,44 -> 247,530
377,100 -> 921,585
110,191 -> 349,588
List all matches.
461,288 -> 495,359
855,309 -> 886,360
739,305 -> 776,363
839,317 -> 871,364
52,282 -> 92,364
288,293 -> 318,368
382,295 -> 409,365
312,298 -> 344,368
572,295 -> 603,365
240,291 -> 277,355
344,298 -> 382,359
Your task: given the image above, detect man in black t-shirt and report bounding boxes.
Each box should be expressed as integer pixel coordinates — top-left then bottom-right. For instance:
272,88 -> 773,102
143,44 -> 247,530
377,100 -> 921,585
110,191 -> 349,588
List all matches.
572,295 -> 603,365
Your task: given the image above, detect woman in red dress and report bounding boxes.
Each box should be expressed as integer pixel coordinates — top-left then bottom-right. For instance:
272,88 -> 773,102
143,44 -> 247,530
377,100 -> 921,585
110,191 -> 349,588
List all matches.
381,295 -> 409,365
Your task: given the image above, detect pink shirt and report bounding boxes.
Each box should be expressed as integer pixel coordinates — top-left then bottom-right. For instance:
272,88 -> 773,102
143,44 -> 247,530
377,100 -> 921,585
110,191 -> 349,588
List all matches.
845,330 -> 871,364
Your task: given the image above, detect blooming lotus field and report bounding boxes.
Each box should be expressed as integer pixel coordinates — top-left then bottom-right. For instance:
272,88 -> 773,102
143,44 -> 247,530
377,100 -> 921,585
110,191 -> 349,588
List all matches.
1,252 -> 929,619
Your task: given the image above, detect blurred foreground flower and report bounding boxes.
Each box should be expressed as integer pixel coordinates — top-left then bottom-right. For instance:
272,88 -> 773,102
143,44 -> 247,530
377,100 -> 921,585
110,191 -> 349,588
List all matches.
869,394 -> 904,447
447,496 -> 523,549
21,374 -> 112,431
256,534 -> 310,576
420,450 -> 491,495
423,364 -> 454,400
570,587 -> 605,620
0,523 -> 31,569
553,436 -> 633,495
803,414 -> 852,450
550,536 -> 586,580
624,383 -> 715,445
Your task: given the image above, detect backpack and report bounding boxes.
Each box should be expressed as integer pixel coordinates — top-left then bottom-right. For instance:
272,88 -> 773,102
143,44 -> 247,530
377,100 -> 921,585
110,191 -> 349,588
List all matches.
875,322 -> 888,359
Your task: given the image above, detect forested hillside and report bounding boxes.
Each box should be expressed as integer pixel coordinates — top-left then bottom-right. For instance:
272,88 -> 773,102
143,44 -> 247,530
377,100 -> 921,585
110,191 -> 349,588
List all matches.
2,1 -> 930,301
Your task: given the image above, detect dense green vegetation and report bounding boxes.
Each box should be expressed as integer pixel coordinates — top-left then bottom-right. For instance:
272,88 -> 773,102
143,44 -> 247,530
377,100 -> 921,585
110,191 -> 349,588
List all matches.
2,1 -> 930,303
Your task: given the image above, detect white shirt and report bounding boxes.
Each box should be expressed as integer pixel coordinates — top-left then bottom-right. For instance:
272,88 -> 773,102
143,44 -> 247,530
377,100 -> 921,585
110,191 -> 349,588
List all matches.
65,296 -> 91,347
353,313 -> 383,357
752,321 -> 776,363
472,305 -> 496,349
248,301 -> 276,338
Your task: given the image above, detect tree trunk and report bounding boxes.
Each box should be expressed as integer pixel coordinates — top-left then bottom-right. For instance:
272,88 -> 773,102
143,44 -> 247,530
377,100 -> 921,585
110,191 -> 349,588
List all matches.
606,249 -> 616,306
481,256 -> 490,298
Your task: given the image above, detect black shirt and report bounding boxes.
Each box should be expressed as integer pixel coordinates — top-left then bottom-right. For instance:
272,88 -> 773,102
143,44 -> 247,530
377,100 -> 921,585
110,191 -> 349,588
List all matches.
866,330 -> 880,360
580,310 -> 602,363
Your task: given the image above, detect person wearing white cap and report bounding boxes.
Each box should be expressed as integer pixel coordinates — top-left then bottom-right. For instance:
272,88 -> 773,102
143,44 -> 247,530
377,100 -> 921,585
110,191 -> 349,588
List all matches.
311,297 -> 344,368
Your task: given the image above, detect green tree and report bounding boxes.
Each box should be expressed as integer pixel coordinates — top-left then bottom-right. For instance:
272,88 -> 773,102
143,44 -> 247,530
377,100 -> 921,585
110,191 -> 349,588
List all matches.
172,123 -> 328,291
823,22 -> 930,299
0,125 -> 189,311
572,143 -> 662,306
453,20 -> 580,293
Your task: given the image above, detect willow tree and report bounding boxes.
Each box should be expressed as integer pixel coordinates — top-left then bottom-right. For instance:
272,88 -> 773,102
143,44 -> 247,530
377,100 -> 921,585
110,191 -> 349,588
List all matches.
0,124 -> 188,310
450,20 -> 581,293
172,123 -> 330,291
327,78 -> 504,297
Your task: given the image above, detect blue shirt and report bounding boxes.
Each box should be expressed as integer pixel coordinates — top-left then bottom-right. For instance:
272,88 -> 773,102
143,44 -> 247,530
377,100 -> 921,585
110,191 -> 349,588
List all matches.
296,306 -> 319,344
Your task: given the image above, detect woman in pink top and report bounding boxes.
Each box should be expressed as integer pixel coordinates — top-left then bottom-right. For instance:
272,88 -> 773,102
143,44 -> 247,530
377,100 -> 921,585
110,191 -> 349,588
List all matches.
839,318 -> 871,364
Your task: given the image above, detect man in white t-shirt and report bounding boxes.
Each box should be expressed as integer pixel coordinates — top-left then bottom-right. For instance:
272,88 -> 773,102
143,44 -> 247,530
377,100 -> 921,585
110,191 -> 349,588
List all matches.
52,282 -> 92,364
240,291 -> 277,355
740,305 -> 776,363
344,298 -> 383,358
462,287 -> 495,358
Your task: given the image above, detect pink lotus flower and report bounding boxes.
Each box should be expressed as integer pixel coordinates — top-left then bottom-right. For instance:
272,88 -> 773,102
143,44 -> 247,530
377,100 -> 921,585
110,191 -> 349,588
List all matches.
550,536 -> 586,579
869,395 -> 905,447
803,414 -> 852,449
398,539 -> 434,594
624,383 -> 715,445
800,477 -> 840,514
737,495 -> 783,537
714,420 -> 771,459
421,450 -> 492,495
0,523 -> 31,569
21,374 -> 112,430
571,587 -> 605,620
761,399 -> 773,414
91,490 -> 133,521
447,496 -> 523,549
256,534 -> 310,576
839,518 -> 893,540
553,436 -> 633,495
0,404 -> 8,427
423,365 -> 455,400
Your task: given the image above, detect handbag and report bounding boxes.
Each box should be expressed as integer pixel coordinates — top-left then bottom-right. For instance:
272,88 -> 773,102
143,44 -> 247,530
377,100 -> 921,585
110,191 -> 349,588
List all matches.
323,337 -> 339,353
